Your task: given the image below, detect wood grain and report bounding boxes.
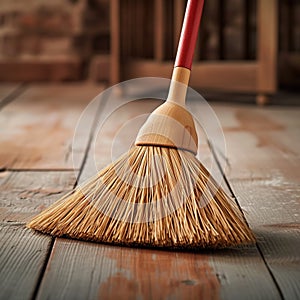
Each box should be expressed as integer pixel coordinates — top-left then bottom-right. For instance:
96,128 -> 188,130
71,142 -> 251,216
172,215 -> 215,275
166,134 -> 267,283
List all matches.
123,60 -> 258,92
37,238 -> 282,300
0,224 -> 52,300
0,83 -> 103,170
0,83 -> 104,300
257,0 -> 278,93
110,0 -> 120,84
256,225 -> 300,300
37,239 -> 220,300
212,104 -> 300,299
154,0 -> 164,61
0,171 -> 76,223
210,246 -> 281,300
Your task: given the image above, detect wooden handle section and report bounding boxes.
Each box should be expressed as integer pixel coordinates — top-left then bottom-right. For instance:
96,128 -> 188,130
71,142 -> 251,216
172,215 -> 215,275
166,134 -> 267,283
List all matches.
135,102 -> 198,155
167,0 -> 204,105
167,67 -> 191,105
135,0 -> 204,153
175,0 -> 204,70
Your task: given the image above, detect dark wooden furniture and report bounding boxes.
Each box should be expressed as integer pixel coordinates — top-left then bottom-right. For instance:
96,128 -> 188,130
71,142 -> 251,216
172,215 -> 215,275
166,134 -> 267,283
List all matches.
110,0 -> 278,105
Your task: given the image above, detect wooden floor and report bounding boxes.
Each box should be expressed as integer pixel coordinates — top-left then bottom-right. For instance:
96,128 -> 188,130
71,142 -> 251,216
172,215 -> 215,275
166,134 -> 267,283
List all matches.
0,83 -> 299,300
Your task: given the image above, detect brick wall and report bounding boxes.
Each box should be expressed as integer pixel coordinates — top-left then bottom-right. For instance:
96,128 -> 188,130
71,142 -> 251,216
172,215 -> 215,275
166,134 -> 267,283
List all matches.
0,0 -> 110,81
0,0 -> 299,88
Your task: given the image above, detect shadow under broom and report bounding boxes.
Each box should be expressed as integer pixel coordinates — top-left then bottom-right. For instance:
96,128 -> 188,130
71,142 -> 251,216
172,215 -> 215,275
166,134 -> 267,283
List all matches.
27,0 -> 255,248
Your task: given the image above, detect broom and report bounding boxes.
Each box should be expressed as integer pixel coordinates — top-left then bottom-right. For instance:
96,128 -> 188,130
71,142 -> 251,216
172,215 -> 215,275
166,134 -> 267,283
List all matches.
27,0 -> 255,248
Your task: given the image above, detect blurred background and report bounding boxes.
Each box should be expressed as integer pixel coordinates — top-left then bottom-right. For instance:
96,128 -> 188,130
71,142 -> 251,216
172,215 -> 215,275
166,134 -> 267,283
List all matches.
0,0 -> 299,104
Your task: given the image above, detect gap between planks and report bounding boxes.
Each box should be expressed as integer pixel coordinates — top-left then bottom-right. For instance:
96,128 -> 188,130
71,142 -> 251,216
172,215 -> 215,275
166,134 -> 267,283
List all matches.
0,225 -> 52,300
28,85 -> 110,299
0,83 -> 109,300
0,168 -> 80,172
209,140 -> 285,300
28,84 -> 108,299
0,83 -> 105,170
211,103 -> 300,300
0,83 -> 27,110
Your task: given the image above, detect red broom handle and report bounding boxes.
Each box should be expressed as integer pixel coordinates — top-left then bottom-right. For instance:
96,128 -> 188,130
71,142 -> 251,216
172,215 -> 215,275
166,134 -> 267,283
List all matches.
174,0 -> 205,70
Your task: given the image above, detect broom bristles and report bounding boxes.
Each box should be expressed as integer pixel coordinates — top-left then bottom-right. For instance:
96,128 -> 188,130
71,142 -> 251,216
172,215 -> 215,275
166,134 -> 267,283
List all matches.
27,146 -> 255,248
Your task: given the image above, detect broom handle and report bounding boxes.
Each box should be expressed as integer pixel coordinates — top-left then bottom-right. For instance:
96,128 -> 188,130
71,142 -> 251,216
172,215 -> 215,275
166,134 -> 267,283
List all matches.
167,0 -> 204,105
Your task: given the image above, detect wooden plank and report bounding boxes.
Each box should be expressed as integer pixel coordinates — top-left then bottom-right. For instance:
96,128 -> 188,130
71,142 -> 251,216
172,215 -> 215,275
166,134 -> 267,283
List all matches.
0,224 -> 52,300
0,56 -> 83,82
123,60 -> 258,92
154,0 -> 164,61
0,84 -> 26,112
36,239 -> 219,300
228,160 -> 300,300
257,0 -> 278,94
123,59 -> 173,81
212,104 -> 300,299
88,54 -> 110,82
0,171 -> 76,223
209,245 -> 281,300
0,83 -> 103,170
255,225 -> 300,300
191,62 -> 257,92
211,105 -> 300,179
0,83 -> 21,105
223,0 -> 245,60
37,239 -> 280,300
110,0 -> 120,84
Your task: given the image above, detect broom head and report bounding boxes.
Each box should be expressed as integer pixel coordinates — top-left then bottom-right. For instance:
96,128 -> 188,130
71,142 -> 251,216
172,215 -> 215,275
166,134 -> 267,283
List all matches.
27,101 -> 255,248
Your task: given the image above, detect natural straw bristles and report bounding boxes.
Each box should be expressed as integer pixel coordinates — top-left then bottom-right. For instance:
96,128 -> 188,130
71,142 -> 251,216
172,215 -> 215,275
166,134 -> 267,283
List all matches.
27,146 -> 255,249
